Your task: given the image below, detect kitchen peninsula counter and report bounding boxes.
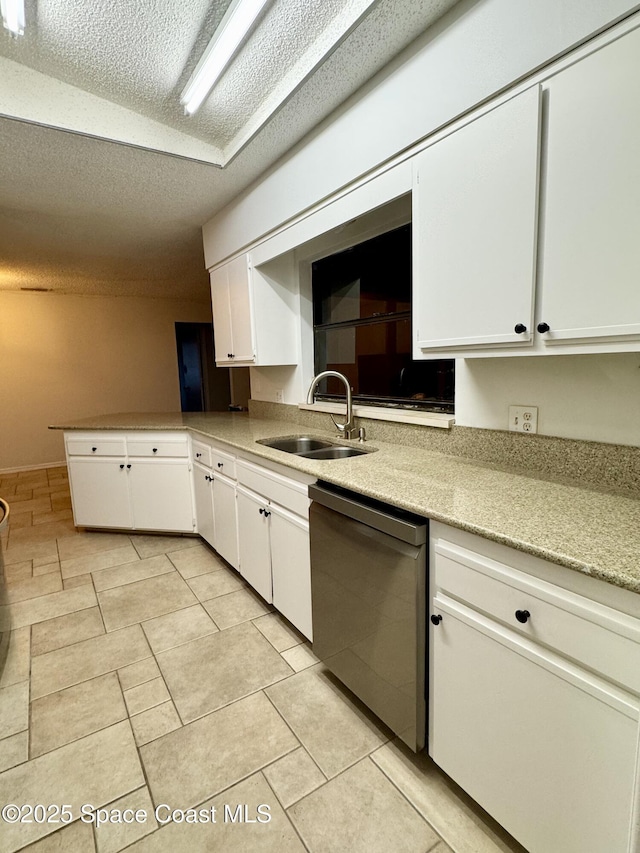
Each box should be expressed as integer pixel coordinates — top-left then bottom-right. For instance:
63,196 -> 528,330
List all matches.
52,411 -> 640,596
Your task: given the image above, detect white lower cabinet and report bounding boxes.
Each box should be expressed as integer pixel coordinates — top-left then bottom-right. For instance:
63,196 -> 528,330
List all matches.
212,470 -> 239,569
193,461 -> 215,547
429,522 -> 640,853
192,445 -> 239,569
236,460 -> 314,640
237,485 -> 272,603
65,432 -> 194,533
67,457 -> 132,528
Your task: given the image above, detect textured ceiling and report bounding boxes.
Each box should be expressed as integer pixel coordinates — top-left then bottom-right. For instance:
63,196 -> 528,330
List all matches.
0,0 -> 462,300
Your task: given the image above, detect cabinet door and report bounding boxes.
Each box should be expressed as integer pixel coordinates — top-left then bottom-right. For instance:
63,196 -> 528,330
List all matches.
210,264 -> 234,364
226,254 -> 254,362
430,595 -> 640,853
193,462 -> 215,548
68,457 -> 132,528
236,486 -> 272,602
413,86 -> 540,355
270,504 -> 312,640
539,28 -> 640,347
128,459 -> 194,533
212,472 -> 238,569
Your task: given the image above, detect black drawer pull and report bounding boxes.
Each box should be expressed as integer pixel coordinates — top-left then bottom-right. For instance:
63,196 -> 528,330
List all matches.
217,462 -> 223,468
515,609 -> 531,624
196,452 -> 202,458
152,448 -> 158,453
431,614 -> 442,626
126,464 -> 131,469
259,507 -> 264,515
119,464 -> 125,470
514,323 -> 527,334
92,447 -> 97,452
537,322 -> 550,334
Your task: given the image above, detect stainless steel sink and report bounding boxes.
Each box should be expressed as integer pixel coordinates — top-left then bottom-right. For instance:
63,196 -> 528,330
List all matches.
298,446 -> 368,459
257,436 -> 333,453
257,435 -> 374,460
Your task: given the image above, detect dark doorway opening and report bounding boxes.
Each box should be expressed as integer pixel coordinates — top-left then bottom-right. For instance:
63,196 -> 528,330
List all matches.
175,323 -> 232,412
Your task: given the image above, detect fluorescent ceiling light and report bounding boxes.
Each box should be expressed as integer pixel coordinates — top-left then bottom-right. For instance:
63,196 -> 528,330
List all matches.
1,0 -> 25,36
181,0 -> 271,116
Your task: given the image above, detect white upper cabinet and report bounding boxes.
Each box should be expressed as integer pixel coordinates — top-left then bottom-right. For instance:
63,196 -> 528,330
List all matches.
209,252 -> 298,367
413,86 -> 541,356
538,27 -> 640,348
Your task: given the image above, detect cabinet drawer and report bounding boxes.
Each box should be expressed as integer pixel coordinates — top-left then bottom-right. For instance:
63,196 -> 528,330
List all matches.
210,447 -> 236,480
127,438 -> 189,458
434,539 -> 640,695
236,460 -> 309,517
66,436 -> 126,457
192,440 -> 212,468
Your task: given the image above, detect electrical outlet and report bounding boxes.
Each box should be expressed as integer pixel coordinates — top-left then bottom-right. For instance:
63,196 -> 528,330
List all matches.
275,389 -> 284,403
509,405 -> 538,434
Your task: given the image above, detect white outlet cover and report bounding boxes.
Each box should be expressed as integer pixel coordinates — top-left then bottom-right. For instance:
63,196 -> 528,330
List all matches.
509,405 -> 538,434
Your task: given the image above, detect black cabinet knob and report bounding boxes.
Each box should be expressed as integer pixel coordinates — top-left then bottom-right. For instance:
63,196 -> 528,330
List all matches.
92,447 -> 97,452
431,614 -> 443,626
152,448 -> 158,453
264,510 -> 271,518
515,609 -> 531,624
537,322 -> 550,334
126,464 -> 131,469
514,323 -> 527,334
217,462 -> 223,468
196,453 -> 202,458
259,507 -> 264,515
227,353 -> 234,359
119,464 -> 125,470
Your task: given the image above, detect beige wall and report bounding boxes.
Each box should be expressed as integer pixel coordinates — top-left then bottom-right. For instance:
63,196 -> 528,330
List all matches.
0,291 -> 212,470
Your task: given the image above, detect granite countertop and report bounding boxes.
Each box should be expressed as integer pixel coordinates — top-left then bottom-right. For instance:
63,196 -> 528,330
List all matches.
52,412 -> 640,595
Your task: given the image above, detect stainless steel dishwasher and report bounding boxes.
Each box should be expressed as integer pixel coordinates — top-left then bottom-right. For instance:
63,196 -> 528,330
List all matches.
309,482 -> 427,751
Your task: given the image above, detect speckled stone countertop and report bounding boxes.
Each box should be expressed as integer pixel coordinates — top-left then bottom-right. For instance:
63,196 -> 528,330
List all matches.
52,412 -> 640,595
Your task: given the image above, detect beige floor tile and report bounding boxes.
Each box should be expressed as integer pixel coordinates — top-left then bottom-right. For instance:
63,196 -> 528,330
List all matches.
31,625 -> 150,699
30,672 -> 127,758
33,560 -> 63,577
265,665 -> 390,779
31,607 -> 105,657
2,584 -> 97,629
252,612 -> 306,652
31,484 -> 70,498
167,544 -> 226,578
57,532 -> 133,562
280,643 -> 320,673
33,508 -> 74,526
3,560 -> 33,584
92,554 -> 173,592
5,571 -> 62,603
18,819 -> 95,851
140,691 -> 298,810
0,627 -> 30,688
125,772 -> 305,852
9,519 -> 77,544
64,575 -> 94,590
263,747 -> 326,808
124,678 -> 170,716
130,701 -> 181,747
61,544 -> 140,580
0,681 -> 29,738
186,567 -> 244,602
33,554 -> 61,570
9,497 -> 52,515
0,731 -> 28,773
3,539 -> 57,567
8,512 -> 33,529
203,587 -> 272,629
118,657 -> 161,691
0,721 -> 144,852
98,573 -> 198,632
130,534 -> 200,559
370,740 -> 526,853
51,495 -> 72,511
141,604 -> 218,654
94,786 -> 158,853
156,622 -> 292,723
288,758 -> 439,853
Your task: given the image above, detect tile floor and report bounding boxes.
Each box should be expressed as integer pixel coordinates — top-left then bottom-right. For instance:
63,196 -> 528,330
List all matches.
0,466 -> 526,853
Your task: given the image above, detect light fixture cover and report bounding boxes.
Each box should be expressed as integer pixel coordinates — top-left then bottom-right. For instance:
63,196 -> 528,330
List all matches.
181,0 -> 271,115
1,0 -> 25,36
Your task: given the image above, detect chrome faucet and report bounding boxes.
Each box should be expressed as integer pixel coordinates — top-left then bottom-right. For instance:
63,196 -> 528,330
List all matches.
306,370 -> 358,440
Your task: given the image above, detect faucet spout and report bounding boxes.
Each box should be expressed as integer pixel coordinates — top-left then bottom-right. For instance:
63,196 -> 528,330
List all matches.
306,371 -> 357,439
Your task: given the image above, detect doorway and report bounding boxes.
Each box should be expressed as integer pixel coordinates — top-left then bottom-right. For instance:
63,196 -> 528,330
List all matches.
175,322 -> 231,412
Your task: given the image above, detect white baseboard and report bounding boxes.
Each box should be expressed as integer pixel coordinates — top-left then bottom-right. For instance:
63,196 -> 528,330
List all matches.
0,461 -> 67,476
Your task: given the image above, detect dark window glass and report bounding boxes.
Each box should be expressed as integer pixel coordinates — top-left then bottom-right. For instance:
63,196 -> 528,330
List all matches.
311,224 -> 454,412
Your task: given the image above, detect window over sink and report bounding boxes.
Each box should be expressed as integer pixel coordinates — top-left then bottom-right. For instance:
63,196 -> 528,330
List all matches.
312,223 -> 454,413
